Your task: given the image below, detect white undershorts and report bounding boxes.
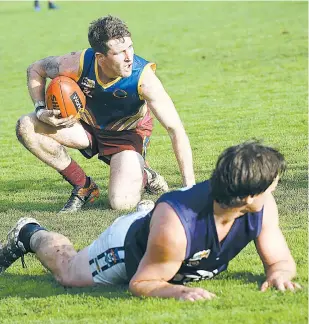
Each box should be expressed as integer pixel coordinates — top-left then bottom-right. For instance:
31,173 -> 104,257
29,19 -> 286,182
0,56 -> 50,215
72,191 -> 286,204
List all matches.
88,210 -> 148,285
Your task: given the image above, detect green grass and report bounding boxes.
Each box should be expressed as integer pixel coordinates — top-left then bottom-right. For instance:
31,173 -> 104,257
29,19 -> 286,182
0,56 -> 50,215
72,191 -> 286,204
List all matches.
0,1 -> 307,323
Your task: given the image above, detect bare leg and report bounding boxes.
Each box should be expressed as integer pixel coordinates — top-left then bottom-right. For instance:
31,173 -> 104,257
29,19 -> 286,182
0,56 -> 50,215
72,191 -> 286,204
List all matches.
16,113 -> 89,171
109,150 -> 144,210
30,231 -> 93,287
17,113 -> 100,212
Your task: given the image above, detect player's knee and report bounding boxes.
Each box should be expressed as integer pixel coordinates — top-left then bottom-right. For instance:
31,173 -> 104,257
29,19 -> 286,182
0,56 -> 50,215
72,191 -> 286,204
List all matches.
53,258 -> 79,287
55,271 -> 77,287
16,114 -> 35,143
55,268 -> 81,287
109,193 -> 140,210
55,272 -> 69,286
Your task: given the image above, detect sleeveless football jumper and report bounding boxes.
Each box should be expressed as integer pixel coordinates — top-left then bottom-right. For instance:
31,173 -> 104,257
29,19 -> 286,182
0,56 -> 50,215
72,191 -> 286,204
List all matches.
76,48 -> 154,132
74,48 -> 155,162
124,181 -> 264,284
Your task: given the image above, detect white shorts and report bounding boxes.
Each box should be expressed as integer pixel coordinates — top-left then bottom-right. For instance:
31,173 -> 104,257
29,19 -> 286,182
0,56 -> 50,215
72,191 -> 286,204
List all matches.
88,210 -> 148,285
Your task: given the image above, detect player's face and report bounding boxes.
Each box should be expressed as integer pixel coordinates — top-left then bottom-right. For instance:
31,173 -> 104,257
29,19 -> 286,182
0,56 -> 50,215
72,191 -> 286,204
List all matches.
99,37 -> 134,78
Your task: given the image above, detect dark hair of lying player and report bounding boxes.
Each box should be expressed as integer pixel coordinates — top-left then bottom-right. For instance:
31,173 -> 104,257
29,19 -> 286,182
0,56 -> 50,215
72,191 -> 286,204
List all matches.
210,140 -> 286,208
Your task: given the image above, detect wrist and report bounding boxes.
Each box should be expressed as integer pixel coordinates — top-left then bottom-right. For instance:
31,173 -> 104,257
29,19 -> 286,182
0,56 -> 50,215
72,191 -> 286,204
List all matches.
267,269 -> 294,281
34,100 -> 46,111
34,101 -> 46,118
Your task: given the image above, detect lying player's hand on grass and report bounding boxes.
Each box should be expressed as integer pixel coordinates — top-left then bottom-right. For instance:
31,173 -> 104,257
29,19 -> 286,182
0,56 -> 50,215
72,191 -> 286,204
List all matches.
261,272 -> 302,292
178,287 -> 216,301
37,109 -> 76,127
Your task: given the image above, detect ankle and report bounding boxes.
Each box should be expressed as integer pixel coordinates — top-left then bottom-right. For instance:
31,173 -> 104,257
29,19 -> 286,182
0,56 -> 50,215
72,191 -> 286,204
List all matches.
59,160 -> 88,187
19,224 -> 48,253
84,176 -> 91,188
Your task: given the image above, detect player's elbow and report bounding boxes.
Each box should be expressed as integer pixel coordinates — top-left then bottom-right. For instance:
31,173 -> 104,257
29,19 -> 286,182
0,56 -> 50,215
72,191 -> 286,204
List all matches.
129,276 -> 166,298
129,277 -> 155,297
26,63 -> 34,75
26,63 -> 38,78
166,124 -> 185,138
167,127 -> 190,148
128,279 -> 143,296
27,61 -> 45,79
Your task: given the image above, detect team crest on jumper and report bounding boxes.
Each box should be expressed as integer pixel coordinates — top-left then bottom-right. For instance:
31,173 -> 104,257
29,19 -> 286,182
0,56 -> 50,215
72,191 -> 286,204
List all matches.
80,77 -> 95,98
188,249 -> 211,267
113,89 -> 127,98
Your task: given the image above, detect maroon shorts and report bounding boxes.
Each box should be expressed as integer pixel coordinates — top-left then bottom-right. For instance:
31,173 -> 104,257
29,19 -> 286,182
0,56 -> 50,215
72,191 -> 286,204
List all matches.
79,120 -> 150,165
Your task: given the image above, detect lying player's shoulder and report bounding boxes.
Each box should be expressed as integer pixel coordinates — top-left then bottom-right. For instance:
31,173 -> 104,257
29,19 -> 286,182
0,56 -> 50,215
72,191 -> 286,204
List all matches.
262,193 -> 279,227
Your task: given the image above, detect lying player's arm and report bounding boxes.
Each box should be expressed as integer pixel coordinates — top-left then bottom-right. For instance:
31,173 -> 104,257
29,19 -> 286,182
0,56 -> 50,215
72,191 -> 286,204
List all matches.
255,194 -> 301,292
129,203 -> 216,301
27,52 -> 82,127
27,51 -> 81,104
139,67 -> 195,187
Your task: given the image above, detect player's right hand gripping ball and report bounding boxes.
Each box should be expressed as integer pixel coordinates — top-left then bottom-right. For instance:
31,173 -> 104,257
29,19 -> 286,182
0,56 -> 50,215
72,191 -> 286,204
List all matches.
45,76 -> 86,118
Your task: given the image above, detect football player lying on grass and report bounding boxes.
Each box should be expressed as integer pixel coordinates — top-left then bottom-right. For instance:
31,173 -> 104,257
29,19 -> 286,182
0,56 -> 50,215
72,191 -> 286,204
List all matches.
0,141 -> 301,301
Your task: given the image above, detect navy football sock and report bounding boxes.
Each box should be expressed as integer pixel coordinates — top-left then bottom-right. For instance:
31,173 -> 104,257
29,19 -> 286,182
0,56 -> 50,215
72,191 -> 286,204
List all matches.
19,223 -> 48,253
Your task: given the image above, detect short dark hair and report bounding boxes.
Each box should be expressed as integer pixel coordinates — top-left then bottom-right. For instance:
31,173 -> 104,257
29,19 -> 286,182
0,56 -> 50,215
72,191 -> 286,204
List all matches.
88,15 -> 131,55
210,141 -> 286,208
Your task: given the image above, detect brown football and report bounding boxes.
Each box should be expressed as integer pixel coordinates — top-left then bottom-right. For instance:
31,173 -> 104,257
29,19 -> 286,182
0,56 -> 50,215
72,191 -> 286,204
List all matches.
45,76 -> 86,118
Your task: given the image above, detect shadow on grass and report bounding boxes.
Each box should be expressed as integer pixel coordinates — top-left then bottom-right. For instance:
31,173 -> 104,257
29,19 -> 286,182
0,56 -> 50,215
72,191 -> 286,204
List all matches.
0,179 -> 65,192
0,271 -> 266,300
215,271 -> 265,289
0,177 -> 167,213
0,178 -> 111,213
0,273 -> 131,300
0,199 -> 111,214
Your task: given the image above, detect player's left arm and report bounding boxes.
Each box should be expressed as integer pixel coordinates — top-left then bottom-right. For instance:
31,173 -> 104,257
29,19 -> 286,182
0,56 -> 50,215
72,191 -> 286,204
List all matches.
139,66 -> 195,187
255,193 -> 301,292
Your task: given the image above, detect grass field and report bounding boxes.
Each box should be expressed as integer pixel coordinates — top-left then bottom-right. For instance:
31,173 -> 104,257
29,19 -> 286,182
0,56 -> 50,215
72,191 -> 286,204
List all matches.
0,1 -> 307,323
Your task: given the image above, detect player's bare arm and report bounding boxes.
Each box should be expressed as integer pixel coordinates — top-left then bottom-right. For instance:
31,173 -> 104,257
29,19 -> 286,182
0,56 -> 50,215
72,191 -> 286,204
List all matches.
27,51 -> 82,127
129,202 -> 216,301
255,193 -> 301,292
139,67 -> 195,187
27,51 -> 81,103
